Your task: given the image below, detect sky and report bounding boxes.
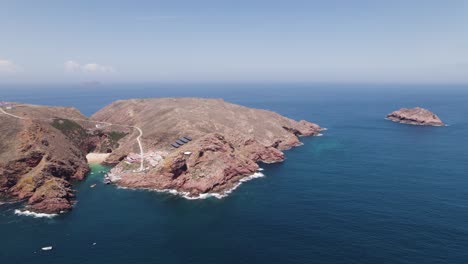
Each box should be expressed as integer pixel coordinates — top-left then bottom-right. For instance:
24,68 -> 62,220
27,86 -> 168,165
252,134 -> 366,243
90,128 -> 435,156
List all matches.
0,0 -> 467,84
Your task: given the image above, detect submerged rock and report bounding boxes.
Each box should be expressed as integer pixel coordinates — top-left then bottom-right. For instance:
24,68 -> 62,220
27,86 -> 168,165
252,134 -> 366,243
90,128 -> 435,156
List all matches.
387,107 -> 444,126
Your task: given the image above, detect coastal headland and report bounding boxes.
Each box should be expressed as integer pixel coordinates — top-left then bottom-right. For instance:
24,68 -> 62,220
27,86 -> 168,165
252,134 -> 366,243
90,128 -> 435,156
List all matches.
0,98 -> 324,213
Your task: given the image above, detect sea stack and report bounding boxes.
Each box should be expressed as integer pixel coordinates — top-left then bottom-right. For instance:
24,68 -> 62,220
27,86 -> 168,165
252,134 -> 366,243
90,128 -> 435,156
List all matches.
387,107 -> 444,126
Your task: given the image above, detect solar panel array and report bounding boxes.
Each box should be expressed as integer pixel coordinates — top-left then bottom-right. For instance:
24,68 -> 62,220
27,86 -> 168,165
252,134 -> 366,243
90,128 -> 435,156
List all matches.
171,136 -> 192,148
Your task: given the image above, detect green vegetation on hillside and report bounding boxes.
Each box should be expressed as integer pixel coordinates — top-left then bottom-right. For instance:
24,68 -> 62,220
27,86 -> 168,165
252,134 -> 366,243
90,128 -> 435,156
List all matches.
106,131 -> 128,150
108,131 -> 127,144
51,119 -> 87,137
51,119 -> 88,150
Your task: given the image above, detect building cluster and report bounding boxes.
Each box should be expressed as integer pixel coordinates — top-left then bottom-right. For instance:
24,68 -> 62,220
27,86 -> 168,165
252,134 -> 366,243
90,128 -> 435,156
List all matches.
0,101 -> 13,109
124,150 -> 168,168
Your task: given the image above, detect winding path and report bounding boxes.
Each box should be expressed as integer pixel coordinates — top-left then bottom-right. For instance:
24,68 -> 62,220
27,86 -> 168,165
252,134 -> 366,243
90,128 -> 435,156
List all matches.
0,106 -> 145,171
0,107 -> 26,120
132,126 -> 145,171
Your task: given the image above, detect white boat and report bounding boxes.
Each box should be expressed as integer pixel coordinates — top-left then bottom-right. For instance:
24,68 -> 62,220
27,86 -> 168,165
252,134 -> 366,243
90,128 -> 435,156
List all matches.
41,246 -> 53,251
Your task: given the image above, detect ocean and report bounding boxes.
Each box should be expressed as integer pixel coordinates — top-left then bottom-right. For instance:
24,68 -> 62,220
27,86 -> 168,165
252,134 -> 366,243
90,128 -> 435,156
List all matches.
1,83 -> 467,263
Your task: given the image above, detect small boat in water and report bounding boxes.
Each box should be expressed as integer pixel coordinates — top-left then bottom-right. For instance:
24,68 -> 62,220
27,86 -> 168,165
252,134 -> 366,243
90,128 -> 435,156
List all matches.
41,246 -> 53,251
103,175 -> 111,184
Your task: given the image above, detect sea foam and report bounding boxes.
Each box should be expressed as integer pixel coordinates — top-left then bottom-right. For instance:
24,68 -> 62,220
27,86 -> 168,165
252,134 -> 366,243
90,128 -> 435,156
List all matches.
14,209 -> 57,218
174,171 -> 266,200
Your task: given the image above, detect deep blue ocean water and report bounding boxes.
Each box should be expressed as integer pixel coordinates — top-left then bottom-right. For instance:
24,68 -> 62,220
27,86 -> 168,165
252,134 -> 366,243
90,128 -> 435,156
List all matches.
1,83 -> 467,263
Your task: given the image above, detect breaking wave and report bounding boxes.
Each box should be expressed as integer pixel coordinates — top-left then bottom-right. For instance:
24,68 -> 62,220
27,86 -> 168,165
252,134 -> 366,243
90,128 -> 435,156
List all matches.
14,209 -> 57,218
165,172 -> 266,200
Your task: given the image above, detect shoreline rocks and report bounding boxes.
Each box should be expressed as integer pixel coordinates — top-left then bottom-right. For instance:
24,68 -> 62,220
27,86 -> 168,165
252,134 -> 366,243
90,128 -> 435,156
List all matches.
387,107 -> 444,126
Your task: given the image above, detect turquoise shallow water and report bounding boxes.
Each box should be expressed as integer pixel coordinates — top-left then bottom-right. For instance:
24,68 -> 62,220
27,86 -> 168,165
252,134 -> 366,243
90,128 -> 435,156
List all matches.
1,84 -> 467,263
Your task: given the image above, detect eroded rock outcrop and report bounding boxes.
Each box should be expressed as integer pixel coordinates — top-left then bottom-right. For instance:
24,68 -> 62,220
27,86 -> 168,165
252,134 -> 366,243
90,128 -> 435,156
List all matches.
387,107 -> 444,126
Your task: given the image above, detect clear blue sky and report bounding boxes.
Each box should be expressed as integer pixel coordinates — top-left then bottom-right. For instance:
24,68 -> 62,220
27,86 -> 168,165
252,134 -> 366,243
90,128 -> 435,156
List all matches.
0,0 -> 467,84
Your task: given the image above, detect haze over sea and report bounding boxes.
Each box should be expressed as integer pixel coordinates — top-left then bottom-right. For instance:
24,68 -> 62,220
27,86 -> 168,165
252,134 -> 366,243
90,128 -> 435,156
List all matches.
1,83 -> 467,264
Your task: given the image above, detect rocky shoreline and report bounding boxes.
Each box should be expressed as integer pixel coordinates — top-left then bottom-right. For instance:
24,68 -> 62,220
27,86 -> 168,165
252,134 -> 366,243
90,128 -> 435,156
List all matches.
1,98 -> 324,214
105,125 -> 324,198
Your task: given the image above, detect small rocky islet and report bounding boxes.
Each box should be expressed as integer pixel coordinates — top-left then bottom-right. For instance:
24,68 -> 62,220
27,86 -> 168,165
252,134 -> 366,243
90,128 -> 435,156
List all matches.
0,98 -> 324,214
386,107 -> 445,126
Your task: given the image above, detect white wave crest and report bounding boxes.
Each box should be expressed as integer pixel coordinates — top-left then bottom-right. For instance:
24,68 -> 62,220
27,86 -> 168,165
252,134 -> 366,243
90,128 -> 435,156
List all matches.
181,172 -> 266,200
14,209 -> 57,218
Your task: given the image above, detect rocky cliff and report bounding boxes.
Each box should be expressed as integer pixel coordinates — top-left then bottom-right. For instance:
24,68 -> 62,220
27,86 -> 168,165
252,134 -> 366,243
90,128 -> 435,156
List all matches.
0,104 -> 91,213
0,104 -> 128,213
387,107 -> 444,126
92,98 -> 323,197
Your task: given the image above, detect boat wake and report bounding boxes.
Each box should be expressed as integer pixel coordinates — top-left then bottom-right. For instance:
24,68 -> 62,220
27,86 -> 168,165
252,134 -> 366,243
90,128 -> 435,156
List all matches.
14,209 -> 57,218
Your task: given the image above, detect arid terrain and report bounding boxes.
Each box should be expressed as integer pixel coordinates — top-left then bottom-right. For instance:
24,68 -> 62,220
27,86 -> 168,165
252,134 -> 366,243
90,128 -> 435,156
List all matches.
92,98 -> 324,197
0,98 -> 323,213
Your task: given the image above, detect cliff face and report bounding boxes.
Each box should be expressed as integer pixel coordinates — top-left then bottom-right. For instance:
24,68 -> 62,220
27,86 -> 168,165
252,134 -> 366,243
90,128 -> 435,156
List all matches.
92,98 -> 323,196
387,107 -> 444,126
0,105 -> 91,213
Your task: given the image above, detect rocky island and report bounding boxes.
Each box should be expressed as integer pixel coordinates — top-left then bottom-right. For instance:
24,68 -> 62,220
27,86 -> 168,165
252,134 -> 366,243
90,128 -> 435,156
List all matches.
387,107 -> 444,126
0,98 -> 323,213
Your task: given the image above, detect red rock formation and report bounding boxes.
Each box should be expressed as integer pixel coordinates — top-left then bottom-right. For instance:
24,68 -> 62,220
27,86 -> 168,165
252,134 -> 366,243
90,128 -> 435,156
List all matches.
93,98 -> 324,197
113,127 -> 321,197
115,133 -> 262,195
387,107 -> 444,126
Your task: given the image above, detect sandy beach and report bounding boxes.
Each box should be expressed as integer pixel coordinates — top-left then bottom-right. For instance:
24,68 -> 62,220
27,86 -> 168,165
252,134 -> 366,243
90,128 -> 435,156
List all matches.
86,153 -> 110,164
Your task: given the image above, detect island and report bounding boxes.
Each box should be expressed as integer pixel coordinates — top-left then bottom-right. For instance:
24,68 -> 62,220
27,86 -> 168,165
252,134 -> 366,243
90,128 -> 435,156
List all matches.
386,107 -> 445,126
0,98 -> 324,214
